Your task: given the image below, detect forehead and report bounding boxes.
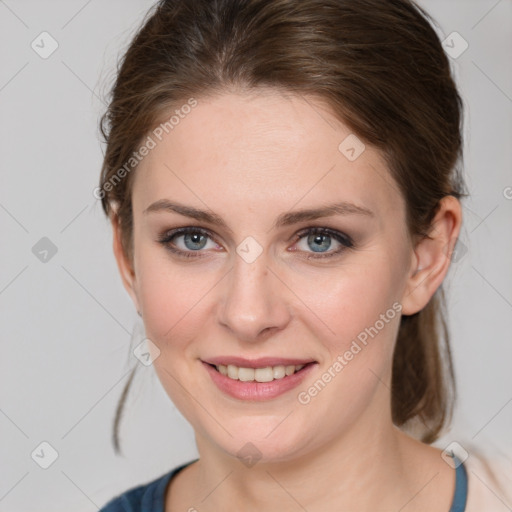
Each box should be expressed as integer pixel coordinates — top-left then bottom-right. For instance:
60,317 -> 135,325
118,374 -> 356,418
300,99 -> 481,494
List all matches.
133,90 -> 403,223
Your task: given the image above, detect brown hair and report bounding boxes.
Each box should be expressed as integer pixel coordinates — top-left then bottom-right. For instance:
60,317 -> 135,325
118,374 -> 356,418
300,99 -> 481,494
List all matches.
98,0 -> 467,455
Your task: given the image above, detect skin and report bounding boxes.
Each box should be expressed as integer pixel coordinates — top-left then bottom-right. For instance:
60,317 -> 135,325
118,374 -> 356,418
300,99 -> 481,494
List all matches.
111,89 -> 463,511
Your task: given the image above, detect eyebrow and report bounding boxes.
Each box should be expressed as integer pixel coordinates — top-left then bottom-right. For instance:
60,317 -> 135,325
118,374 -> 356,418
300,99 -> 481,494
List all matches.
143,199 -> 374,232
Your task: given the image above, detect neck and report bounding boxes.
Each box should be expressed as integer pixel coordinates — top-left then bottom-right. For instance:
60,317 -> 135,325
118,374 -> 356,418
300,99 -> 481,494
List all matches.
187,414 -> 437,511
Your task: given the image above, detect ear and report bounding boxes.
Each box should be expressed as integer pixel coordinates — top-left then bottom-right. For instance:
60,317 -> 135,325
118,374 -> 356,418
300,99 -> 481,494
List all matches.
400,195 -> 463,316
111,211 -> 141,314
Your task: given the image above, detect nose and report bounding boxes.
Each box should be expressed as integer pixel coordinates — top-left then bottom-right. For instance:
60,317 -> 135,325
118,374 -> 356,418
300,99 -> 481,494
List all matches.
217,251 -> 291,342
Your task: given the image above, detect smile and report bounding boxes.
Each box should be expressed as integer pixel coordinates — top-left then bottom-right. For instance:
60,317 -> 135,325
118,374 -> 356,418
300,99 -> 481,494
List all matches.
214,363 -> 306,382
202,361 -> 317,400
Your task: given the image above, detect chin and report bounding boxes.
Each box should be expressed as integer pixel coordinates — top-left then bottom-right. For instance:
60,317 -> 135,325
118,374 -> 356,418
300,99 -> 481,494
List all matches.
209,422 -> 313,466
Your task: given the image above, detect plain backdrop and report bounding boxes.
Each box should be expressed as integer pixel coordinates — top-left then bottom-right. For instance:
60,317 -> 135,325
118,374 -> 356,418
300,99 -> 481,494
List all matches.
0,1 -> 511,510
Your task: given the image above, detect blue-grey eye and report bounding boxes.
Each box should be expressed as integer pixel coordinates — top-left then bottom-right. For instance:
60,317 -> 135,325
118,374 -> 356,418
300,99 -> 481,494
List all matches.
182,232 -> 208,250
292,227 -> 353,259
158,227 -> 218,255
307,233 -> 334,253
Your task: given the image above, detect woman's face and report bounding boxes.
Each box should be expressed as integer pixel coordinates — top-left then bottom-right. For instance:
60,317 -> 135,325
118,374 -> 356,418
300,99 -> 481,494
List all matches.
120,90 -> 417,462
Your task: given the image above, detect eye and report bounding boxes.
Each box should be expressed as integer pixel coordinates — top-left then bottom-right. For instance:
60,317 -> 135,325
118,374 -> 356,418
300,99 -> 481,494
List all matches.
157,226 -> 354,260
291,227 -> 354,259
157,227 -> 221,259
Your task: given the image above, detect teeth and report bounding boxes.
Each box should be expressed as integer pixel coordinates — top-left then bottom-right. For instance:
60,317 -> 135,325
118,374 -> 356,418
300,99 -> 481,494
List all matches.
215,363 -> 306,382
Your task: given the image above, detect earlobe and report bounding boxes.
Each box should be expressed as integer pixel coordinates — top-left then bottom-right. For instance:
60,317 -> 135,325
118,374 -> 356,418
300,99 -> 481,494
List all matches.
111,212 -> 141,313
400,195 -> 462,316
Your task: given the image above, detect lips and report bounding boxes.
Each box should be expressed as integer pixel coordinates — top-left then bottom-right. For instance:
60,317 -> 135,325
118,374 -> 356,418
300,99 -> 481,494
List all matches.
200,355 -> 318,400
203,356 -> 316,368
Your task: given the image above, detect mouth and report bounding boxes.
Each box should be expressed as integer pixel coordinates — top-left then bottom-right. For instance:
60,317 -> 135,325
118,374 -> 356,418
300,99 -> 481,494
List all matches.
205,362 -> 314,383
201,359 -> 318,400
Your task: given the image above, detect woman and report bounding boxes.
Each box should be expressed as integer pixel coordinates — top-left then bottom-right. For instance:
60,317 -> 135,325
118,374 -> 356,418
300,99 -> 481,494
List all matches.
97,0 -> 510,510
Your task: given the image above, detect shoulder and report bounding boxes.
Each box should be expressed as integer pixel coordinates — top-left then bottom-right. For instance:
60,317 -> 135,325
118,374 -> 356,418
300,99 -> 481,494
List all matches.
99,494 -> 137,512
98,475 -> 165,512
98,462 -> 193,512
463,449 -> 512,512
432,435 -> 512,512
98,485 -> 146,512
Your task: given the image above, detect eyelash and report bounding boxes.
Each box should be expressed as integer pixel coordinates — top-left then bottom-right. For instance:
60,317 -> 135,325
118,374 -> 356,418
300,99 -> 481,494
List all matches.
157,226 -> 354,260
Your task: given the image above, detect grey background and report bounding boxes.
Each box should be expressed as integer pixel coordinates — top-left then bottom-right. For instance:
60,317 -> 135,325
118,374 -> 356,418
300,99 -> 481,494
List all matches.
0,1 -> 511,510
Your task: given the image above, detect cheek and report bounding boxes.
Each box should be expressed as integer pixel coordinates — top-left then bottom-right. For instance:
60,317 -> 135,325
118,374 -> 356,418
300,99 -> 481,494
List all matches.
137,265 -> 204,347
134,246 -> 225,361
134,253 -> 213,415
290,264 -> 402,433
288,256 -> 402,360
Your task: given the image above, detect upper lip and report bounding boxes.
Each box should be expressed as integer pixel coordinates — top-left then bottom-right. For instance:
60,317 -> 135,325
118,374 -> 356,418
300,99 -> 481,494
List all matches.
203,356 -> 317,368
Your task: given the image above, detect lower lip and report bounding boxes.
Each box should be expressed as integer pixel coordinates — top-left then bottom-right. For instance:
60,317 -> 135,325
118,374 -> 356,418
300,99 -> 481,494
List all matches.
202,361 -> 317,401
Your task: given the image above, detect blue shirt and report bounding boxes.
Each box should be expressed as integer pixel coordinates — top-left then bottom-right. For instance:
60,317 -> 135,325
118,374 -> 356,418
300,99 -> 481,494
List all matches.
99,455 -> 468,511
